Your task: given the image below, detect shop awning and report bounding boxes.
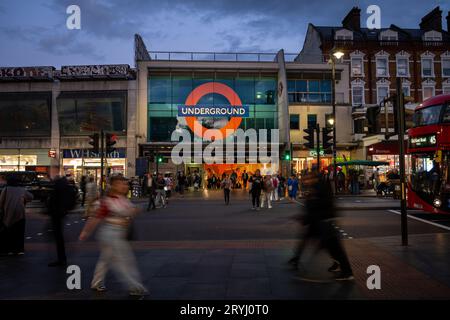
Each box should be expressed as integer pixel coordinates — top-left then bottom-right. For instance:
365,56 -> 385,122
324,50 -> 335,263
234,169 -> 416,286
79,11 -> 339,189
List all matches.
335,160 -> 389,167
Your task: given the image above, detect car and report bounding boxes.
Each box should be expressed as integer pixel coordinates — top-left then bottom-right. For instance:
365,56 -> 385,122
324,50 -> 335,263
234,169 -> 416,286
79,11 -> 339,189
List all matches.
0,171 -> 79,204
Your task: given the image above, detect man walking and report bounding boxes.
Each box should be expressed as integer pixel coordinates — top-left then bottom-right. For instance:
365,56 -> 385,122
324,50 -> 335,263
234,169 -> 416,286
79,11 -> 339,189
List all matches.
146,174 -> 156,211
249,170 -> 263,211
221,174 -> 232,205
242,170 -> 249,190
47,166 -> 69,267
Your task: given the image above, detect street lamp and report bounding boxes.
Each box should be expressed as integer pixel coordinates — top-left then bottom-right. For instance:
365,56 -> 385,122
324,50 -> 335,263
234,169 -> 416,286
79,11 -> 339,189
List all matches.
328,49 -> 344,194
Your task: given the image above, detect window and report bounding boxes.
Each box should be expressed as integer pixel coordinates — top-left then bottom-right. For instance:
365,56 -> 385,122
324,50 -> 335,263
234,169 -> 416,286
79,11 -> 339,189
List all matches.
290,114 -> 300,130
0,92 -> 51,137
149,117 -> 178,142
57,91 -> 127,136
376,57 -> 388,77
443,86 -> 450,94
442,58 -> 450,77
352,85 -> 364,106
413,104 -> 442,126
397,57 -> 409,77
422,58 -> 433,77
422,86 -> 435,101
377,86 -> 389,104
307,114 -> 317,128
351,57 -> 363,76
353,119 -> 364,134
423,31 -> 442,42
402,86 -> 411,97
287,79 -> 331,103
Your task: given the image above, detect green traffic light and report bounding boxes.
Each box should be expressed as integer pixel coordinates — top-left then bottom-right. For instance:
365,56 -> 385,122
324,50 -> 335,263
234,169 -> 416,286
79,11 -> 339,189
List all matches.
158,157 -> 163,163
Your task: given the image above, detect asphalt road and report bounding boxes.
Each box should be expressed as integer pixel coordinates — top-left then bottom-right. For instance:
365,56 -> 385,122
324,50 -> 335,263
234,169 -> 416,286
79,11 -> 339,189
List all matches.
22,190 -> 449,245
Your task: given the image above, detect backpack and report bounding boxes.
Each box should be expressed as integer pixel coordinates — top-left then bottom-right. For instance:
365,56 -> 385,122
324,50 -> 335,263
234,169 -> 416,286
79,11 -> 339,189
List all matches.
64,185 -> 78,211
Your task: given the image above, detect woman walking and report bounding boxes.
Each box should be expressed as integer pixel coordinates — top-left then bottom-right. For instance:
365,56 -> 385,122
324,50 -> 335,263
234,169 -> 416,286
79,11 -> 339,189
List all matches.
79,175 -> 147,296
0,175 -> 33,256
221,174 -> 232,205
249,170 -> 263,211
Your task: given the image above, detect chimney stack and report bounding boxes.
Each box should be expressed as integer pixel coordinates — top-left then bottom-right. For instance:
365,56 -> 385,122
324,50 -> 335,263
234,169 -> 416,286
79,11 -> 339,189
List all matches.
447,11 -> 450,32
419,6 -> 442,31
342,7 -> 361,31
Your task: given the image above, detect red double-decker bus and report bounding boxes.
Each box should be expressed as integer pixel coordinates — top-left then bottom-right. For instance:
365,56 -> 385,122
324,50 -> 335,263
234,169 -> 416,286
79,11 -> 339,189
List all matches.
408,94 -> 450,213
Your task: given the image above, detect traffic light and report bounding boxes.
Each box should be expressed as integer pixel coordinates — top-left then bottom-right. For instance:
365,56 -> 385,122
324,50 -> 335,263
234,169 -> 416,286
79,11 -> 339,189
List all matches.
284,150 -> 291,161
105,133 -> 117,153
322,127 -> 333,154
88,133 -> 99,153
303,128 -> 315,149
366,106 -> 380,134
157,155 -> 163,163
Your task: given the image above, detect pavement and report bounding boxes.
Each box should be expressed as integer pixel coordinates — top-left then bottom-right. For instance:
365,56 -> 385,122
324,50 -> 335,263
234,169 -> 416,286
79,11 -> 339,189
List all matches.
0,190 -> 449,300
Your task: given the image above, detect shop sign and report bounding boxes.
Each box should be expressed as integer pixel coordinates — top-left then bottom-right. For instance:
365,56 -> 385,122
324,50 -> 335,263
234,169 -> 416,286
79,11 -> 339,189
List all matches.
0,66 -> 54,79
63,148 -> 126,159
59,64 -> 130,78
309,150 -> 325,157
409,134 -> 437,149
48,149 -> 57,158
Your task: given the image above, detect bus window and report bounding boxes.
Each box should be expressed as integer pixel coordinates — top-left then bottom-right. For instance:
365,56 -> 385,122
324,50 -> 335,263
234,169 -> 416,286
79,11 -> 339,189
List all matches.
413,104 -> 443,127
442,104 -> 450,123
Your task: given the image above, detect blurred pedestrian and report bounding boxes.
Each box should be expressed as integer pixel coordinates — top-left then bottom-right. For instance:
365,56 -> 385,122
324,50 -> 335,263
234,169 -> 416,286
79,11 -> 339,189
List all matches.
249,170 -> 263,211
155,174 -> 166,208
80,175 -> 87,207
242,170 -> 249,190
146,174 -> 156,211
79,175 -> 147,296
261,175 -> 274,209
221,174 -> 232,205
177,172 -> 186,196
287,174 -> 299,202
271,174 -> 279,201
84,176 -> 98,218
47,167 -> 71,267
288,171 -> 354,281
0,175 -> 33,256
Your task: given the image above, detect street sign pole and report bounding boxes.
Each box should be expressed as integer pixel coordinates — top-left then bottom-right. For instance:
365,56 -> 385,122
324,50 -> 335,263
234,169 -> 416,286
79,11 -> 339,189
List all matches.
396,78 -> 408,246
100,130 -> 105,196
316,123 -> 320,172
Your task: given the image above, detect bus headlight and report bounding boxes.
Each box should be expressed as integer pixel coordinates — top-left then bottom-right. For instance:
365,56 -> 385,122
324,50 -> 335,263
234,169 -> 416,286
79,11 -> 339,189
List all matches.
433,198 -> 442,208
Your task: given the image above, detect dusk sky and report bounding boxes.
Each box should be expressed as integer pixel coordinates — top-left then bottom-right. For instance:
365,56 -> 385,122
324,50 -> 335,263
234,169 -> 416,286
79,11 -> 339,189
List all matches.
1,0 -> 449,67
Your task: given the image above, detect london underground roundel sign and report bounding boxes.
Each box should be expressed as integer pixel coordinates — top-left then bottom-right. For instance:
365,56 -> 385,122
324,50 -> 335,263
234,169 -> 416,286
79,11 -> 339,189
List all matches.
184,82 -> 243,140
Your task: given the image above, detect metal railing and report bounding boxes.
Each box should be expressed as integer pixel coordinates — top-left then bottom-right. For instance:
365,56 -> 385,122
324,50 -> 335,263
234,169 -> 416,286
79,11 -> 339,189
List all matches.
148,51 -> 299,62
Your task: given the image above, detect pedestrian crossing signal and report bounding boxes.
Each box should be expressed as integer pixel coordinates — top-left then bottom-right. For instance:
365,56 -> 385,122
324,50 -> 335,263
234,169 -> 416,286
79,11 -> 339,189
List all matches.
322,127 -> 333,154
284,150 -> 291,161
88,133 -> 99,153
303,128 -> 315,149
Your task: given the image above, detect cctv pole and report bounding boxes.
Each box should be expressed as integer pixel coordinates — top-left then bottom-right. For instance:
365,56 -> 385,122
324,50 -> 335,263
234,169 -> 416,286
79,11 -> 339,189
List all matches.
100,130 -> 105,196
316,123 -> 321,172
396,78 -> 408,246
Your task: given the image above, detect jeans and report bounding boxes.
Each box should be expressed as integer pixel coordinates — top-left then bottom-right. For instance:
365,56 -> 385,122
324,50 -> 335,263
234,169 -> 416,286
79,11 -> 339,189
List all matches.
260,191 -> 272,208
155,190 -> 166,207
251,190 -> 261,208
91,223 -> 146,291
224,188 -> 230,204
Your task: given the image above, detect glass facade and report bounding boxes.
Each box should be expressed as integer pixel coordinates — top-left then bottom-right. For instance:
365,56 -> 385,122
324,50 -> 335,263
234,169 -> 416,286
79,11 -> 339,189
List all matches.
148,72 -> 277,142
57,91 -> 127,136
0,92 -> 51,137
287,79 -> 332,104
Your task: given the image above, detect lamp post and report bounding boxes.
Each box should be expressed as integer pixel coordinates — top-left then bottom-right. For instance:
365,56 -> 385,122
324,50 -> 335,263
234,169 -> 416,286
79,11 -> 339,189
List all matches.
329,50 -> 344,194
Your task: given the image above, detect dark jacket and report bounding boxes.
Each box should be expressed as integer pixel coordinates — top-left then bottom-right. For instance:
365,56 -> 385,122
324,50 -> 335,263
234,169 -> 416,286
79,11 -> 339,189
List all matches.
48,176 -> 69,216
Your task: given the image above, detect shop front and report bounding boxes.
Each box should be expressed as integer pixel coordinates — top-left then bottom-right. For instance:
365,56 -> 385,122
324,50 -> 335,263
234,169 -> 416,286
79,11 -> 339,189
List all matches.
0,149 -> 52,175
367,141 -> 410,182
62,148 -> 126,183
292,149 -> 351,174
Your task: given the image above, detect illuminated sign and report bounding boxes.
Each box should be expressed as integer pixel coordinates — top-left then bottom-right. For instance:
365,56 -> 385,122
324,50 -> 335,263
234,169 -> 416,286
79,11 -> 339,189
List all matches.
409,134 -> 437,148
178,105 -> 249,117
58,64 -> 131,78
183,82 -> 245,140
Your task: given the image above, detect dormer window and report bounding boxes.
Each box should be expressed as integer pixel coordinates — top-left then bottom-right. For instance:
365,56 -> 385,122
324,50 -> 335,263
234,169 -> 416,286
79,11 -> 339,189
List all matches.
335,29 -> 353,41
379,30 -> 398,41
423,30 -> 442,42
